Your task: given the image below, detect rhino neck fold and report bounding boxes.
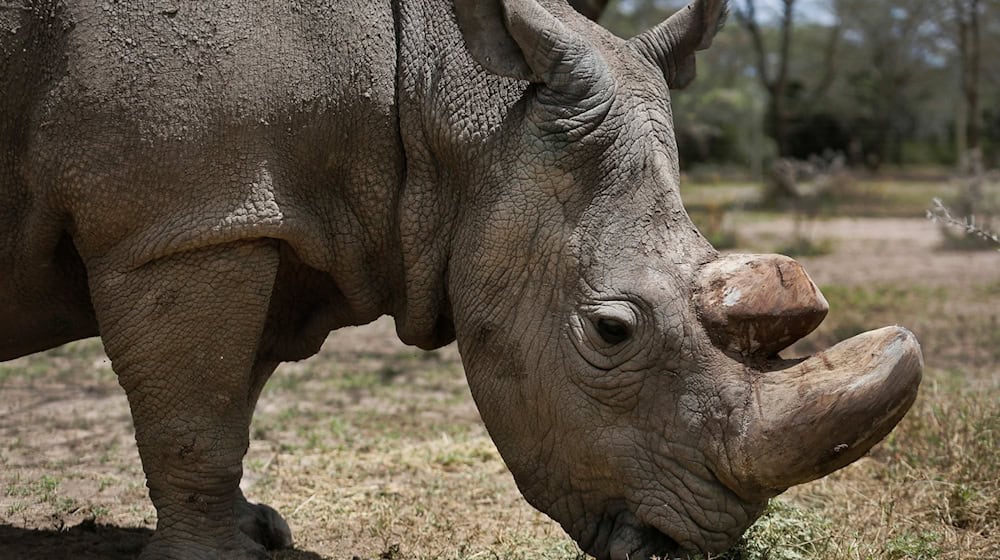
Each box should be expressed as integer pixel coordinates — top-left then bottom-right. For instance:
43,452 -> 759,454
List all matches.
390,0 -> 529,349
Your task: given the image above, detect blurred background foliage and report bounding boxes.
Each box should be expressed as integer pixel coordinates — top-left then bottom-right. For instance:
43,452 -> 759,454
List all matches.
595,0 -> 999,176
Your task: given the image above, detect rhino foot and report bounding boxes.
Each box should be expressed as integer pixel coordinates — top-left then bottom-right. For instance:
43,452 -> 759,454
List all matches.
236,497 -> 294,551
138,534 -> 271,560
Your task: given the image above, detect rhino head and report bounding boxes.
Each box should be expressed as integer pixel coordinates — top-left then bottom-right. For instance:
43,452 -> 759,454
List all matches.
438,0 -> 923,558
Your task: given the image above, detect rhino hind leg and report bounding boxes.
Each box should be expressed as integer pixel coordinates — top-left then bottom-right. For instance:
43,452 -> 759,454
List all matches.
88,239 -> 284,560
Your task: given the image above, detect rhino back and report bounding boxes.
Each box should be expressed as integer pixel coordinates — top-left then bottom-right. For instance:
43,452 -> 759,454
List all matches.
1,0 -> 404,358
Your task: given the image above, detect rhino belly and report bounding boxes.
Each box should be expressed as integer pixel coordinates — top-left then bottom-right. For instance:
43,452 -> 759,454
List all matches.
0,229 -> 97,361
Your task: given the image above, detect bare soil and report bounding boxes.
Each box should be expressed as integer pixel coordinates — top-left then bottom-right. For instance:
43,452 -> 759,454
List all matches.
739,216 -> 999,288
1,216 -> 997,560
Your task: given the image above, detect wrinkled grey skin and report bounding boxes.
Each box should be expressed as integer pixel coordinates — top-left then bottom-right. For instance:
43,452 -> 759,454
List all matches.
1,1 -> 920,559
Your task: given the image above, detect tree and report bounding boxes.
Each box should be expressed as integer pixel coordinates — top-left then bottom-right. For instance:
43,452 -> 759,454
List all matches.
568,0 -> 611,20
598,0 -> 1000,169
831,0 -> 941,166
599,0 -> 683,38
940,0 -> 986,171
732,0 -> 840,157
733,0 -> 795,156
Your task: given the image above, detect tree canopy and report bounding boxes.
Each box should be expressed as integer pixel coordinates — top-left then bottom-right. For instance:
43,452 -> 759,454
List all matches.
596,0 -> 1000,171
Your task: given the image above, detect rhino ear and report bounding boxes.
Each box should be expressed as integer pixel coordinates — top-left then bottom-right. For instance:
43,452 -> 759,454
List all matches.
454,0 -> 611,99
628,0 -> 728,89
453,0 -> 537,82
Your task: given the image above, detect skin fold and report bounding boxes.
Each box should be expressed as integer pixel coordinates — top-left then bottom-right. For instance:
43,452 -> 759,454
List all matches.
0,1 -> 921,559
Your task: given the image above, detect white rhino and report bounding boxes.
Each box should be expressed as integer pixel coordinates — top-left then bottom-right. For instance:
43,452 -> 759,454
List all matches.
0,0 -> 921,558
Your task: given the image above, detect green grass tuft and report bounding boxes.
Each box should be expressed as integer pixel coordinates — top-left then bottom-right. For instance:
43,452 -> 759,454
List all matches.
711,500 -> 834,560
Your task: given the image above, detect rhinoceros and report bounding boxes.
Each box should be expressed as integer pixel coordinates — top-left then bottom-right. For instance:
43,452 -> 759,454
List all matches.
0,0 -> 922,558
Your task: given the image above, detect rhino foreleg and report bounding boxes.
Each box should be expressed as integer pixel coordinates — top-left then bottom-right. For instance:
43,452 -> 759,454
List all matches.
88,239 -> 287,560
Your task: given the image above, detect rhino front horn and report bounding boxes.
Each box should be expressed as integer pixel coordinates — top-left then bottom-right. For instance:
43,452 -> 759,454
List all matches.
695,254 -> 829,358
723,326 -> 923,497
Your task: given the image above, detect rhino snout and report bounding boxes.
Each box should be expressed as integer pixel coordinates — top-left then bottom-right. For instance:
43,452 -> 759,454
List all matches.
694,254 -> 922,502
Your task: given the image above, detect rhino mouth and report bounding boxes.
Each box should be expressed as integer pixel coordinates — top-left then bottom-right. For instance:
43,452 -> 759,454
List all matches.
636,466 -> 769,558
580,326 -> 922,560
619,526 -> 681,560
631,327 -> 922,558
581,507 -> 683,560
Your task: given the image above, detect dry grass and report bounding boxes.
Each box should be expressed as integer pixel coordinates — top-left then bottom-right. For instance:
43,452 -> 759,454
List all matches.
707,374 -> 998,560
713,208 -> 999,560
1,195 -> 998,559
245,327 -> 584,560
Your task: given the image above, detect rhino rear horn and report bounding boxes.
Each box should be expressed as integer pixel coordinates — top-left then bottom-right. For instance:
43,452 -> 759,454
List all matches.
454,0 -> 613,103
629,0 -> 728,89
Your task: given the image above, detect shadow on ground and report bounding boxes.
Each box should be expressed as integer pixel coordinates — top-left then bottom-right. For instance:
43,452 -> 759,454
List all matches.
0,520 -> 327,560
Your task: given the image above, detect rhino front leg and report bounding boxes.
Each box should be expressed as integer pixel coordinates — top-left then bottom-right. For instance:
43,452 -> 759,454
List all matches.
89,239 -> 287,560
236,359 -> 294,551
235,487 -> 293,551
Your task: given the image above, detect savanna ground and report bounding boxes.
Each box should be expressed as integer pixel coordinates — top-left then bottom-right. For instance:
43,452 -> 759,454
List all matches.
1,177 -> 997,560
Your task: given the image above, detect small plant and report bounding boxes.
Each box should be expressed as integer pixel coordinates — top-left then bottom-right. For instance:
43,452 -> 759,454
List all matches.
698,202 -> 741,250
761,154 -> 855,212
775,235 -> 834,257
884,532 -> 942,560
35,475 -> 60,498
929,155 -> 1000,251
927,197 -> 1000,250
711,500 -> 833,560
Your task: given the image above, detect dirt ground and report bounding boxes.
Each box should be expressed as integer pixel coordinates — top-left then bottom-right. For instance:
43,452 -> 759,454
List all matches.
1,215 -> 998,560
740,216 -> 996,287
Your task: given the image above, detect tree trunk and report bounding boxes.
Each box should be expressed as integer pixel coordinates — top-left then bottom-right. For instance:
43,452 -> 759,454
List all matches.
567,0 -> 610,21
956,0 -> 982,173
737,0 -> 797,157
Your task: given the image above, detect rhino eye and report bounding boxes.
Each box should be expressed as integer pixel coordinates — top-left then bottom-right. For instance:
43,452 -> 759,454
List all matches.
595,317 -> 630,345
571,302 -> 644,371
